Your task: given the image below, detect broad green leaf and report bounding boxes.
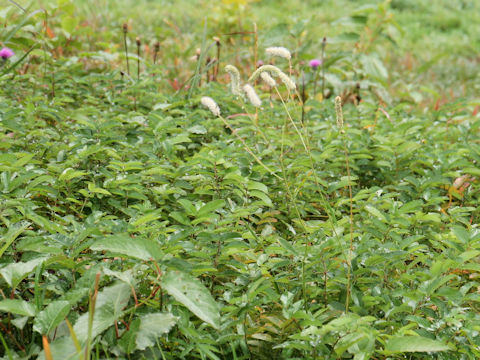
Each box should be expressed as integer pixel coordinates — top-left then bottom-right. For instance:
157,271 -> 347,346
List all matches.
0,257 -> 46,288
25,209 -> 66,234
102,268 -> 136,286
464,167 -> 480,176
131,209 -> 163,227
162,270 -> 220,329
59,168 -> 88,181
0,221 -> 30,257
278,237 -> 299,256
365,205 -> 387,222
177,198 -> 196,216
452,226 -> 470,243
250,190 -> 273,207
37,336 -> 79,360
398,200 -> 423,214
33,300 -> 70,335
385,336 -> 450,353
87,182 -> 112,195
74,282 -> 131,342
90,234 -> 163,261
197,199 -> 225,217
0,299 -> 36,317
136,313 -> 178,350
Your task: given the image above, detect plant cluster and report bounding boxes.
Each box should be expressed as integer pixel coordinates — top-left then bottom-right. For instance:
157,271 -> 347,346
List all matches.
0,0 -> 479,359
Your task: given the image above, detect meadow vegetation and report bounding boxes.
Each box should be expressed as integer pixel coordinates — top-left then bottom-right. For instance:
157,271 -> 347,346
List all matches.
0,0 -> 479,359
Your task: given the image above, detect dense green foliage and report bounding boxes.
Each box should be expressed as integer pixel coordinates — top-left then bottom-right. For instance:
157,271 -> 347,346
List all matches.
1,0 -> 479,359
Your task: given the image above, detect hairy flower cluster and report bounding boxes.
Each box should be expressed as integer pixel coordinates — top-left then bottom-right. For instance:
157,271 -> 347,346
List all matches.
201,96 -> 221,116
335,96 -> 344,131
224,65 -> 242,96
260,72 -> 276,87
265,46 -> 291,60
243,84 -> 261,107
249,65 -> 296,90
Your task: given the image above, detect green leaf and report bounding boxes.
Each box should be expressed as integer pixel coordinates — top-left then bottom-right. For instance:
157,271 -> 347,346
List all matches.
398,200 -> 423,214
25,209 -> 66,234
464,168 -> 480,177
0,299 -> 36,317
136,313 -> 178,350
87,182 -> 112,195
33,300 -> 70,335
197,199 -> 225,217
59,168 -> 88,181
0,221 -> 30,257
162,270 -> 220,329
385,336 -> 450,353
365,205 -> 387,222
0,257 -> 46,288
74,282 -> 131,342
278,237 -> 299,256
131,210 -> 163,227
90,234 -> 163,261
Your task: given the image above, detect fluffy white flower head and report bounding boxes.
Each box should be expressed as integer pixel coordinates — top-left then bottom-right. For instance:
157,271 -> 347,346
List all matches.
249,65 -> 296,91
260,72 -> 276,87
243,84 -> 262,108
265,46 -> 291,60
224,65 -> 242,96
201,96 -> 221,117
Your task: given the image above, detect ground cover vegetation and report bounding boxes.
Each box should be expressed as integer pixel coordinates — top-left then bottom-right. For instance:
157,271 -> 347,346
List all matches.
0,0 -> 479,358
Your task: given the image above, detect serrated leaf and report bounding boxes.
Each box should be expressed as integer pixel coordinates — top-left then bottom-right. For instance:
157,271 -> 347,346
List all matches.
162,270 -> 220,329
33,300 -> 70,335
0,299 -> 36,316
385,336 -> 450,353
136,313 -> 178,350
90,234 -> 163,261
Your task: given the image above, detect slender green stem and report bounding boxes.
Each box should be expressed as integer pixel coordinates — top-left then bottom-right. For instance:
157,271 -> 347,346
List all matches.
342,133 -> 354,313
218,115 -> 281,180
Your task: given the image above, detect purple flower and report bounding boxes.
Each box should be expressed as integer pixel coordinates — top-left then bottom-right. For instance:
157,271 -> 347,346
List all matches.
256,60 -> 264,68
309,59 -> 322,70
0,47 -> 14,60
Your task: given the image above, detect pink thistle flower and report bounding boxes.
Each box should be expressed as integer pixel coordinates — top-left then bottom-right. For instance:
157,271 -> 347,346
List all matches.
0,47 -> 14,60
309,59 -> 322,70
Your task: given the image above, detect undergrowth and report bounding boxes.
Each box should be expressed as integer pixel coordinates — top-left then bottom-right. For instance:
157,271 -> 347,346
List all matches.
0,0 -> 479,359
